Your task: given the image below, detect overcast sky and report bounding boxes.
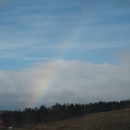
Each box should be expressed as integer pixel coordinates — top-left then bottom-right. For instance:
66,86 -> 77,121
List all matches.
0,0 -> 130,110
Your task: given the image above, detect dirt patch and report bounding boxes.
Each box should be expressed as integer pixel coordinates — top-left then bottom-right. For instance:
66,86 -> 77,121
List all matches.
35,125 -> 48,130
55,125 -> 66,130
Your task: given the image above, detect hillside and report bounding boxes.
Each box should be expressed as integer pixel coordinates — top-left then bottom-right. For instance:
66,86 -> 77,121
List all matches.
17,108 -> 130,130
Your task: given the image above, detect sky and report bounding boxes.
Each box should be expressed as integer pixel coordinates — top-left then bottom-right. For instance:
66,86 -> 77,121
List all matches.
0,0 -> 130,110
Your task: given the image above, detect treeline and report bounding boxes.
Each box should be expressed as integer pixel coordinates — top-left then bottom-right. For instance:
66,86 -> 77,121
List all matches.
4,99 -> 130,127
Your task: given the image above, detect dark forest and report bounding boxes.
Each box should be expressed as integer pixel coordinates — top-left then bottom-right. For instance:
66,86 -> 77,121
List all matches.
2,99 -> 130,128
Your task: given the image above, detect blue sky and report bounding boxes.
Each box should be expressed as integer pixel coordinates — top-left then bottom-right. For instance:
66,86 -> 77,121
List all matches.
0,0 -> 130,110
0,0 -> 130,69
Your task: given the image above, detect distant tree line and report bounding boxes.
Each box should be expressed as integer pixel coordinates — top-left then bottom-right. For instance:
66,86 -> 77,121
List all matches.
3,99 -> 130,128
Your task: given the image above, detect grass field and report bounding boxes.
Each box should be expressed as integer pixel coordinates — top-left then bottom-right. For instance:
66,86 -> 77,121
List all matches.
19,108 -> 130,130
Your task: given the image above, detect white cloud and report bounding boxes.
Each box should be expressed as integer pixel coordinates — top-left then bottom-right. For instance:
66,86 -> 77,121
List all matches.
117,50 -> 130,67
0,52 -> 130,110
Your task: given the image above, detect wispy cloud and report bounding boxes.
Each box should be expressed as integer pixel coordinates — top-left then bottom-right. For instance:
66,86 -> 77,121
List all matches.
0,0 -> 130,62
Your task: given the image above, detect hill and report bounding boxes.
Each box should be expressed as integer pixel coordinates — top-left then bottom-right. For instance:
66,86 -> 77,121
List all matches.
17,108 -> 130,130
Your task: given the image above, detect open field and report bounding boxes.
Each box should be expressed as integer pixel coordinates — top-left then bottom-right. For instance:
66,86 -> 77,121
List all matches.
18,108 -> 130,130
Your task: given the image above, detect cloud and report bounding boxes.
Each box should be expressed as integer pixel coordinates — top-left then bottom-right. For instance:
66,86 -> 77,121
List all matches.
117,50 -> 130,67
0,52 -> 130,110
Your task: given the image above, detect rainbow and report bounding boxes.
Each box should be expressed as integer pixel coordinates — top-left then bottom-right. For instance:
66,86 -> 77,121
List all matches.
28,21 -> 84,108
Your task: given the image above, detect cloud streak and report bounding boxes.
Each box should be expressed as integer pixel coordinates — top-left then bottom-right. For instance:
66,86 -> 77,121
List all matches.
0,0 -> 130,62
